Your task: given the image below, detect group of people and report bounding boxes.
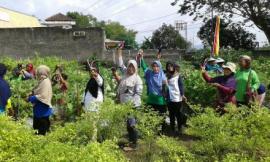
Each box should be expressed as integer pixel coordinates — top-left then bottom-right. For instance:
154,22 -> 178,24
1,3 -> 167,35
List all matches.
202,56 -> 266,111
0,46 -> 268,150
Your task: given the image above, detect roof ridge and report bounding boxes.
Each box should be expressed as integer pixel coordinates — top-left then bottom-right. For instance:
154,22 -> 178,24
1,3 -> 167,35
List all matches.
0,6 -> 38,18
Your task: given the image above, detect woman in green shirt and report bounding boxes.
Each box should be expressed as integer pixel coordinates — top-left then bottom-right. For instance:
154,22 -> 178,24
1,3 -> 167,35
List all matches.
235,55 -> 260,106
139,51 -> 167,112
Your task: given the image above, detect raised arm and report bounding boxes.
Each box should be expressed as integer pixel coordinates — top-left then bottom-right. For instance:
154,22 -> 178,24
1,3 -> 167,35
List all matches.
117,48 -> 126,71
140,58 -> 148,73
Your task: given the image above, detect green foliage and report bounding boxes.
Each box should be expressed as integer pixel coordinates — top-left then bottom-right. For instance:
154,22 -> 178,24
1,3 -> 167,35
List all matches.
0,114 -> 127,162
105,21 -> 138,49
154,136 -> 195,161
67,12 -> 106,28
186,106 -> 270,161
1,51 -> 270,161
171,0 -> 270,42
198,17 -> 256,50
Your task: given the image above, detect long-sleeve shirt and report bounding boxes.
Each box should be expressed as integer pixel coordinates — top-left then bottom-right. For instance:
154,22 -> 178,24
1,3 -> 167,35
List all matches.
83,75 -> 104,112
167,75 -> 184,102
118,55 -> 143,108
235,69 -> 260,102
28,96 -> 52,118
202,72 -> 236,104
0,77 -> 11,113
141,59 -> 166,106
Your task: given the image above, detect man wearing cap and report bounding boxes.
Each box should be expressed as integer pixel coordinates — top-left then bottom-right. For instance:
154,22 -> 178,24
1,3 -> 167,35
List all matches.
202,62 -> 237,112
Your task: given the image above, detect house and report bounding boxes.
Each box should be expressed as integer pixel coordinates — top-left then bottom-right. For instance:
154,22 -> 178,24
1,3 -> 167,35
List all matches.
0,6 -> 41,28
105,39 -> 121,49
43,13 -> 76,29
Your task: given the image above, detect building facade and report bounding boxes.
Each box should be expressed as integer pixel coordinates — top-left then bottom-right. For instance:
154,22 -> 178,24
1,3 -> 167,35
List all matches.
0,6 -> 41,28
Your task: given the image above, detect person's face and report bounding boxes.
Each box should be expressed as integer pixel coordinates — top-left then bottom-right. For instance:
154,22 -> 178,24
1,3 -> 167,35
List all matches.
90,69 -> 97,77
152,63 -> 160,73
127,64 -> 135,75
26,66 -> 31,71
239,58 -> 247,68
209,61 -> 216,65
167,64 -> 174,73
223,68 -> 232,76
218,62 -> 224,66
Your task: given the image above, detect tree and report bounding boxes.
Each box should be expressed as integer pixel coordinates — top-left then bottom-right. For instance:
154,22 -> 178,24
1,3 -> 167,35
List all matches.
141,37 -> 154,49
105,22 -> 138,49
66,12 -> 138,49
172,0 -> 270,43
67,12 -> 106,28
198,18 -> 256,50
141,24 -> 190,49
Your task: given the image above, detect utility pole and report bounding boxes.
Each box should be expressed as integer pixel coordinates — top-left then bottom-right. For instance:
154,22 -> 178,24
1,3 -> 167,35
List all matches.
175,20 -> 188,49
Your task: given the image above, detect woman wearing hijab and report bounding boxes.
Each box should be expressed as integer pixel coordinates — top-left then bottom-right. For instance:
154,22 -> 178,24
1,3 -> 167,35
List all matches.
28,65 -> 53,135
235,55 -> 260,106
165,61 -> 187,134
82,63 -> 104,141
82,64 -> 104,112
139,50 -> 167,133
112,43 -> 143,149
202,62 -> 237,112
0,63 -> 11,114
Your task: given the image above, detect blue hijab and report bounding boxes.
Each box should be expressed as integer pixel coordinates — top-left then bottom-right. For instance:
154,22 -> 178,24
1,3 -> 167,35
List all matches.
145,61 -> 166,96
0,64 -> 11,110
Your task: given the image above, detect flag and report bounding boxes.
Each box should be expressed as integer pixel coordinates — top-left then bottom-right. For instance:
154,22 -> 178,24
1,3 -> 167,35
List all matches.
212,16 -> 220,56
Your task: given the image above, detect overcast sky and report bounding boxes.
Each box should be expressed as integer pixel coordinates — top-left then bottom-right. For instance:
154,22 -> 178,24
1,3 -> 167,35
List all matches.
0,0 -> 268,48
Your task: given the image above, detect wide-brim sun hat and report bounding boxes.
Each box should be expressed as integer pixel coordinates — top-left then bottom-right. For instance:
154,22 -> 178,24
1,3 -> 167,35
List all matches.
222,62 -> 236,73
208,57 -> 216,62
216,58 -> 225,63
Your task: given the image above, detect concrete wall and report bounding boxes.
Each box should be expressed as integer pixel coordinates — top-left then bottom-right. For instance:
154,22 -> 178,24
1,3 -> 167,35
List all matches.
0,27 -> 105,61
252,50 -> 270,57
104,49 -> 185,64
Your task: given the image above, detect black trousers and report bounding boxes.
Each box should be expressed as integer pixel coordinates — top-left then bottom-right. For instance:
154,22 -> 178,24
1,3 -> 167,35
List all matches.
237,101 -> 249,107
126,116 -> 138,146
168,102 -> 186,131
33,117 -> 50,135
149,104 -> 167,132
149,104 -> 167,114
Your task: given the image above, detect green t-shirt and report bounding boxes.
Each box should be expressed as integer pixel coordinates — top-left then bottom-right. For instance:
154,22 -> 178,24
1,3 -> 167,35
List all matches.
235,69 -> 260,102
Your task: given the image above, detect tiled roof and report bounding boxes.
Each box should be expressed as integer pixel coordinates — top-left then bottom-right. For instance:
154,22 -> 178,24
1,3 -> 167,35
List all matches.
45,13 -> 74,21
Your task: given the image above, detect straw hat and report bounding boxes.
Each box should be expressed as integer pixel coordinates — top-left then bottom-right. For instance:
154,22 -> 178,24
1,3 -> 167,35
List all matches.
222,62 -> 236,73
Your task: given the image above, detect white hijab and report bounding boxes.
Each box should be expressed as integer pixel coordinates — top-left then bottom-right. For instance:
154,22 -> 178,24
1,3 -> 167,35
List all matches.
118,60 -> 141,95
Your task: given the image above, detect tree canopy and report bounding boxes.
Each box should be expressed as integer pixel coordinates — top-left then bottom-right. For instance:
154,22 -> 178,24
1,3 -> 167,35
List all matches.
66,12 -> 137,49
105,22 -> 138,49
67,12 -> 105,28
172,0 -> 270,43
198,17 -> 256,50
141,24 -> 190,49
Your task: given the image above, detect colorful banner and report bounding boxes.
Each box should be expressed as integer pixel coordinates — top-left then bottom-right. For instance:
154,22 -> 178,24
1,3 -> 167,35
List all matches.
212,16 -> 220,56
